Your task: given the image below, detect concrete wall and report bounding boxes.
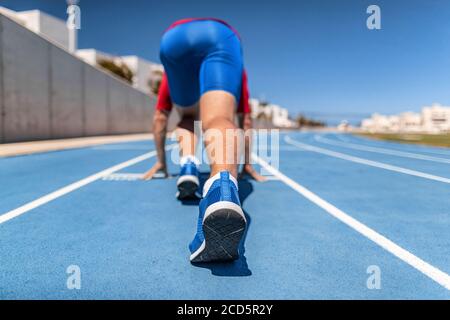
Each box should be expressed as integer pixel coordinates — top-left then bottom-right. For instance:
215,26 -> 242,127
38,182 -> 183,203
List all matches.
50,45 -> 85,138
107,77 -> 130,134
0,13 -> 176,143
83,63 -> 108,136
1,11 -> 51,141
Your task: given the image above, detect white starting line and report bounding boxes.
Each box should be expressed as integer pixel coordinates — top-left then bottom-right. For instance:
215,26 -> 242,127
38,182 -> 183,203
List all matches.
102,172 -> 171,181
0,145 -> 176,225
102,173 -> 144,181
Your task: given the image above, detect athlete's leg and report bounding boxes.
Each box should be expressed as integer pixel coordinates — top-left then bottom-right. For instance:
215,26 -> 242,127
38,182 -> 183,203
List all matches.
175,105 -> 201,200
176,125 -> 196,158
191,91 -> 245,263
200,90 -> 240,179
189,22 -> 246,262
175,105 -> 199,158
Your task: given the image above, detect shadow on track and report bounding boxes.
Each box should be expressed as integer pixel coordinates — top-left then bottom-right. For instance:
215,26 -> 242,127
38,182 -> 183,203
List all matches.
185,172 -> 254,277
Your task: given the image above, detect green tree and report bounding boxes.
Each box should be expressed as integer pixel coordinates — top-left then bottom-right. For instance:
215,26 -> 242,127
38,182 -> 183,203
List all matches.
148,69 -> 163,95
97,58 -> 134,84
296,114 -> 325,127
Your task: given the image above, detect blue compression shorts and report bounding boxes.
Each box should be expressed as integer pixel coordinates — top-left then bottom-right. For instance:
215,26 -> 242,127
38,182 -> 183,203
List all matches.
159,20 -> 243,107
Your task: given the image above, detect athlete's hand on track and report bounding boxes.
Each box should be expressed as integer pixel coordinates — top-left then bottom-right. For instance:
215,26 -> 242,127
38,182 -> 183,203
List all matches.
142,161 -> 169,180
239,164 -> 267,182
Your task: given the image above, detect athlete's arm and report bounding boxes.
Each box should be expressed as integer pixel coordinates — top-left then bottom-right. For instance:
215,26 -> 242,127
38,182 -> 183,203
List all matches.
239,113 -> 266,182
238,70 -> 266,182
143,74 -> 172,180
143,110 -> 169,180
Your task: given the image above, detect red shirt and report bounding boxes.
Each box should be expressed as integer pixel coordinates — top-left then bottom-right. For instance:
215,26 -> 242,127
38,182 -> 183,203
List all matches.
156,18 -> 251,114
156,71 -> 251,114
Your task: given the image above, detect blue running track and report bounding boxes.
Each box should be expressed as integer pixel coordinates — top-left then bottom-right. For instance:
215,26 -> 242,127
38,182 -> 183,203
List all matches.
0,132 -> 449,299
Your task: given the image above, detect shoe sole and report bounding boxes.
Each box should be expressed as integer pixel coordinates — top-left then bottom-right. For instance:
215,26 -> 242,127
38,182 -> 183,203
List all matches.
190,201 -> 246,263
177,175 -> 199,200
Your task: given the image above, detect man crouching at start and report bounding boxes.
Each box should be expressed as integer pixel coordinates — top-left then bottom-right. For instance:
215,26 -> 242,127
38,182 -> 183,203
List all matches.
143,18 -> 265,263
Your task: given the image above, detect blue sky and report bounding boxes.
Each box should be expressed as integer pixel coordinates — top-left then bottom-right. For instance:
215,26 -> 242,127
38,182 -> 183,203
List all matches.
3,0 -> 450,123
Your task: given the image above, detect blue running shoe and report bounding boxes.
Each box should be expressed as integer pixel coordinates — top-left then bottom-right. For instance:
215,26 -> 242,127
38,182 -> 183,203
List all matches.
176,159 -> 200,200
189,171 -> 246,263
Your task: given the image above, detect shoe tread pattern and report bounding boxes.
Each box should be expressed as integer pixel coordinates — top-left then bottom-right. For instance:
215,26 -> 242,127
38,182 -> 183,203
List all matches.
177,181 -> 199,200
192,208 -> 246,263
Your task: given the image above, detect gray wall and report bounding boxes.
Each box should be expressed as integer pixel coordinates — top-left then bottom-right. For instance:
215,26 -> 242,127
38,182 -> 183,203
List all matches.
0,13 -> 179,143
1,12 -> 52,141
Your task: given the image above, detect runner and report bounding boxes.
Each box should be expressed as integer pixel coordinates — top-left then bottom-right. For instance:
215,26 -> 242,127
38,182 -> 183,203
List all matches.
143,18 -> 264,263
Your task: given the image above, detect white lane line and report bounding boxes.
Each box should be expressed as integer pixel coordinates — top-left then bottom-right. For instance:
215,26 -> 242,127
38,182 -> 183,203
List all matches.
335,134 -> 351,142
346,134 -> 450,157
315,134 -> 450,164
252,153 -> 450,290
102,173 -> 144,181
0,145 -> 175,225
260,175 -> 280,181
254,146 -> 306,152
101,171 -> 169,181
285,136 -> 450,184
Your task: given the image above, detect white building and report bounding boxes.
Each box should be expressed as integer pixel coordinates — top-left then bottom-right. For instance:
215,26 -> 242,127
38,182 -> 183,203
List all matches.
121,56 -> 164,94
250,98 -> 272,121
361,104 -> 450,133
361,113 -> 396,132
271,104 -> 296,128
399,112 -> 422,132
422,104 -> 450,133
249,98 -> 296,128
0,7 -> 69,50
